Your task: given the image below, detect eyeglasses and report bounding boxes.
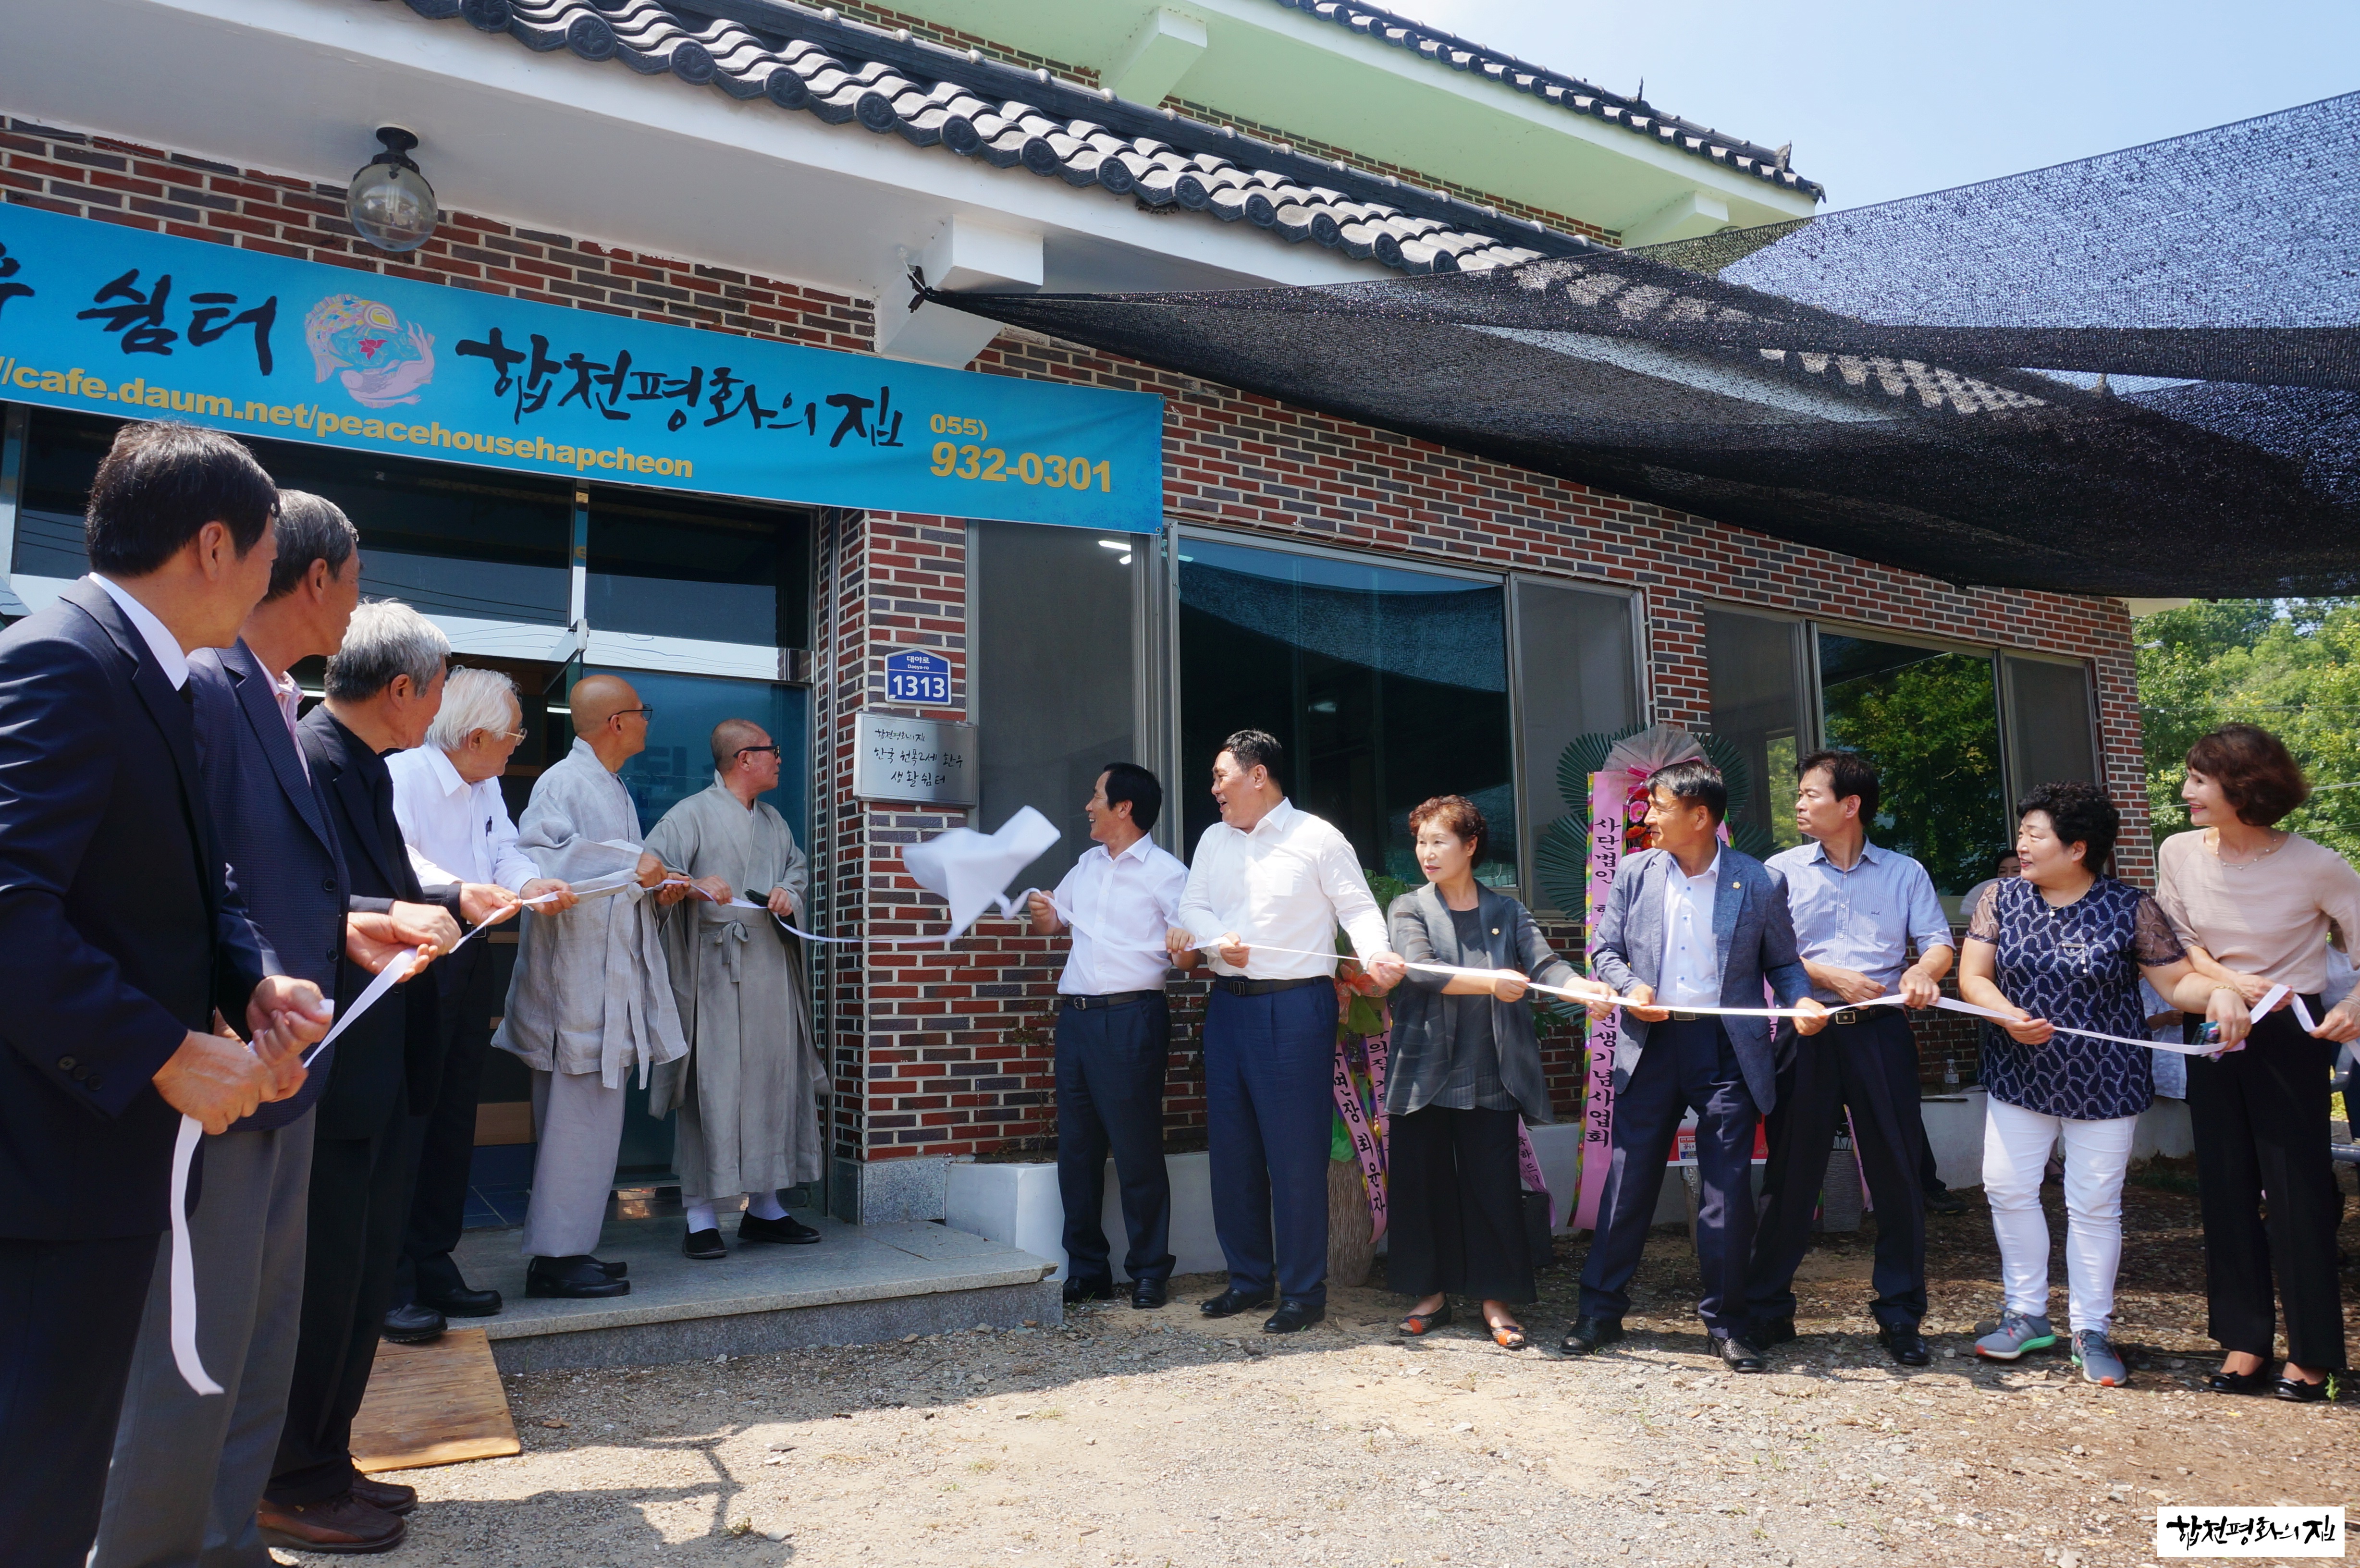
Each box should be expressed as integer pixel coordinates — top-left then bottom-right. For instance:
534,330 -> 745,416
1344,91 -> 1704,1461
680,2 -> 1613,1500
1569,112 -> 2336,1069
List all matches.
611,706 -> 655,723
478,729 -> 528,746
734,745 -> 781,760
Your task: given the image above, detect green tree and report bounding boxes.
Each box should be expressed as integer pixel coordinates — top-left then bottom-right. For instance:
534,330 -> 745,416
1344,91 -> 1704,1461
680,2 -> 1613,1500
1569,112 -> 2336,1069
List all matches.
1822,652 -> 2008,892
2138,599 -> 2360,859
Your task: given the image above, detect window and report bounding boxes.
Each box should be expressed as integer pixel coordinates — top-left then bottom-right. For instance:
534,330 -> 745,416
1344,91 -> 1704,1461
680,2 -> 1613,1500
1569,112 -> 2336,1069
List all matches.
973,519 -> 1145,891
588,492 -> 811,650
2000,654 -> 2098,794
1513,578 -> 1639,906
1703,608 -> 1811,858
1817,631 -> 2007,895
1178,535 -> 1516,887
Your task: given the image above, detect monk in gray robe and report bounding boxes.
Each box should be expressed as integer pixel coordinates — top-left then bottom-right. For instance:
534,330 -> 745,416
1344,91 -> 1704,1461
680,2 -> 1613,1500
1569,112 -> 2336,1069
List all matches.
492,674 -> 690,1298
645,718 -> 829,1257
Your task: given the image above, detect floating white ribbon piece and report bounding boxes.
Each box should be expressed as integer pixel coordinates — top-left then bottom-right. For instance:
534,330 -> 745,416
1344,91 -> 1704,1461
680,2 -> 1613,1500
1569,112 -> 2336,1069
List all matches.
900,807 -> 1061,947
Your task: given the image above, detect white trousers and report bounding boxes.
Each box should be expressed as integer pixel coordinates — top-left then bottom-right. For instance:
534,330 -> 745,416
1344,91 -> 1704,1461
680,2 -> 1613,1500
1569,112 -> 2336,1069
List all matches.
1982,1097 -> 2137,1334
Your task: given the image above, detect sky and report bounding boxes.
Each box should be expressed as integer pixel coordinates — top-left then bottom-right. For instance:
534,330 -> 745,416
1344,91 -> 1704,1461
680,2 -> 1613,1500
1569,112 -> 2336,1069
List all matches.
1413,0 -> 2360,211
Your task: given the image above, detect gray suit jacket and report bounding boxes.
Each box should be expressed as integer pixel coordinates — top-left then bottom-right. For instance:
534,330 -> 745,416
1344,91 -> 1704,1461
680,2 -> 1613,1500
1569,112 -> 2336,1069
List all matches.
1386,882 -> 1575,1124
1589,845 -> 1809,1114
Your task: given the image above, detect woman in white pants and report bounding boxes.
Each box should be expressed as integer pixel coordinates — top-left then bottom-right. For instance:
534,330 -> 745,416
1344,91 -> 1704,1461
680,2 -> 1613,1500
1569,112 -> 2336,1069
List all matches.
1958,781 -> 2239,1386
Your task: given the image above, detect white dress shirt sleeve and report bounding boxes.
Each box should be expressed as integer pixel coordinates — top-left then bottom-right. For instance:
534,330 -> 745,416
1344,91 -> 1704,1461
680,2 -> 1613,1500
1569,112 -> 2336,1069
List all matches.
1047,858 -> 1086,932
1313,825 -> 1390,960
1175,827 -> 1221,943
483,783 -> 540,894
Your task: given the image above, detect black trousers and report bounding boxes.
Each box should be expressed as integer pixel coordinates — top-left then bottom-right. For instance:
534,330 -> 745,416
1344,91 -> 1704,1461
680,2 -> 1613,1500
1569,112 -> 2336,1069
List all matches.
269,1089 -> 411,1507
0,1232 -> 159,1567
1745,1011 -> 1927,1331
396,942 -> 494,1305
1578,1019 -> 1759,1336
2188,1000 -> 2346,1369
1055,994 -> 1175,1286
1386,1103 -> 1533,1304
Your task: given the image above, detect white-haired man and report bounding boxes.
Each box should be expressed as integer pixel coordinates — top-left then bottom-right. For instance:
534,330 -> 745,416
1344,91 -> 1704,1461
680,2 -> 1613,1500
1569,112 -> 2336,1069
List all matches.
386,668 -> 577,1334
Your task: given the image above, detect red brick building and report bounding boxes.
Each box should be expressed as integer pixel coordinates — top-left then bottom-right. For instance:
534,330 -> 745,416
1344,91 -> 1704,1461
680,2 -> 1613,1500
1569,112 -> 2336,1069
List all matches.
0,0 -> 2138,1223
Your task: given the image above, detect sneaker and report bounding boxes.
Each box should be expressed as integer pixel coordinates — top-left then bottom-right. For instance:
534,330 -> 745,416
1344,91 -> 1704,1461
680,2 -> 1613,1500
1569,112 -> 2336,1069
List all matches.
1973,1310 -> 2057,1361
2072,1330 -> 2129,1386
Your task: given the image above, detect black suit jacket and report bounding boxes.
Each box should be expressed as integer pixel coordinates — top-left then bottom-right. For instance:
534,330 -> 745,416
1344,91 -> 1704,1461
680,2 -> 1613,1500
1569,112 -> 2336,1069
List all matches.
189,638 -> 352,1132
0,579 -> 273,1239
298,707 -> 457,1138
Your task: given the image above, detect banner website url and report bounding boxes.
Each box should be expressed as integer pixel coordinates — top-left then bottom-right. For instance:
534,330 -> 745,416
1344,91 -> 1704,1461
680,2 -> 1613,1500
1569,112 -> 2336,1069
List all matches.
0,358 -> 696,478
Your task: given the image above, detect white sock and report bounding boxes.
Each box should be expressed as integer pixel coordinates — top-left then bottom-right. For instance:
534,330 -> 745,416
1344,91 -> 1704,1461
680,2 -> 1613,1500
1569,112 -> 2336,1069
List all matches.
685,1201 -> 718,1232
745,1191 -> 788,1221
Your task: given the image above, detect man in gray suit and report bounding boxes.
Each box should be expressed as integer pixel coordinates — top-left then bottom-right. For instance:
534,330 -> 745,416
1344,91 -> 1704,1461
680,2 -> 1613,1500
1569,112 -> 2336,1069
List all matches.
1565,760 -> 1827,1372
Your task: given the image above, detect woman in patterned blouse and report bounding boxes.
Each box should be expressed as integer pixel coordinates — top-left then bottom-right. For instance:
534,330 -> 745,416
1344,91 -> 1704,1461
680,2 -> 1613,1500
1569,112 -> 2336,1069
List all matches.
1957,781 -> 2232,1387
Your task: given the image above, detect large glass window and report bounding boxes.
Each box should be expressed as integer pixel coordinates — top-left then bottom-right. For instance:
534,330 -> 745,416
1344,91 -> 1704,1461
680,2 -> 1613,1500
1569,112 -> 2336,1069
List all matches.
2001,654 -> 2098,793
1703,608 -> 1810,858
1178,535 -> 1515,887
973,519 -> 1143,891
1817,631 -> 2008,895
1514,578 -> 1639,906
588,493 -> 811,650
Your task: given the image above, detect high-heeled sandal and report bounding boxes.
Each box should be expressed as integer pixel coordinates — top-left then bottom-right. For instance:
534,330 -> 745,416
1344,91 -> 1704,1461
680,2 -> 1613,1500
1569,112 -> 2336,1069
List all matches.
1399,1304 -> 1453,1335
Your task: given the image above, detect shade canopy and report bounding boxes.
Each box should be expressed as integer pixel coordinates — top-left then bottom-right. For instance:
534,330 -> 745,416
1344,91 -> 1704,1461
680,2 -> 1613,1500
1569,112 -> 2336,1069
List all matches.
928,94 -> 2360,599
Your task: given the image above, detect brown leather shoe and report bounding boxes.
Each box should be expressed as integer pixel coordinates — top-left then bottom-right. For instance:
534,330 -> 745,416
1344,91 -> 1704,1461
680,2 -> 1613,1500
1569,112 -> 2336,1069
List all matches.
349,1473 -> 418,1516
257,1492 -> 408,1554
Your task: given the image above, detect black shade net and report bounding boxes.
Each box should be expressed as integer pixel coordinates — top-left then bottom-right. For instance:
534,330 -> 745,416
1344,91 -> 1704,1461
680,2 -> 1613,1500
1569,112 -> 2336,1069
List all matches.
928,93 -> 2360,599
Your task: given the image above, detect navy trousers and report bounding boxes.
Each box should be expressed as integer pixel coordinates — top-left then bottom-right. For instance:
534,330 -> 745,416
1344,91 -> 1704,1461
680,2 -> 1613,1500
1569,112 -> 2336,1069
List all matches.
0,1232 -> 159,1568
1744,1011 -> 1927,1332
1577,1018 -> 1759,1337
1055,994 -> 1176,1287
1204,981 -> 1339,1307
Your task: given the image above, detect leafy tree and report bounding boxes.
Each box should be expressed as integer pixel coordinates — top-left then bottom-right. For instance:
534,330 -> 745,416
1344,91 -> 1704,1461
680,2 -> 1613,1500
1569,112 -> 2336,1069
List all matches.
1821,652 -> 2008,893
2138,599 -> 2360,859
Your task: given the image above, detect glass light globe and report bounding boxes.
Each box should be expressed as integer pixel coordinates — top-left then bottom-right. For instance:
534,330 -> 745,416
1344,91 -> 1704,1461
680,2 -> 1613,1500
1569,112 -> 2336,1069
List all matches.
348,133 -> 438,253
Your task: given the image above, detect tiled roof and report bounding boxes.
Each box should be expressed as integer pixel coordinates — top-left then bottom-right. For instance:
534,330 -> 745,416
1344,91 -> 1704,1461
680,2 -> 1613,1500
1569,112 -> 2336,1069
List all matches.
388,0 -> 1584,276
1267,0 -> 1823,202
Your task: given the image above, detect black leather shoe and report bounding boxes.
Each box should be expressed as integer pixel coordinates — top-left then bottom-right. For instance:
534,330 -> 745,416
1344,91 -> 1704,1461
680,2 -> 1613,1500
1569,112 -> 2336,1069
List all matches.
1879,1325 -> 1932,1367
380,1301 -> 445,1345
683,1226 -> 727,1260
1718,1334 -> 1768,1373
1130,1278 -> 1168,1310
1063,1277 -> 1117,1306
526,1255 -> 631,1298
2275,1374 -> 2332,1403
419,1284 -> 503,1318
1751,1317 -> 1797,1348
738,1211 -> 822,1245
594,1257 -> 628,1280
1559,1316 -> 1623,1356
1200,1287 -> 1274,1319
1263,1300 -> 1325,1334
1923,1185 -> 1970,1216
2206,1366 -> 2274,1395
349,1474 -> 417,1517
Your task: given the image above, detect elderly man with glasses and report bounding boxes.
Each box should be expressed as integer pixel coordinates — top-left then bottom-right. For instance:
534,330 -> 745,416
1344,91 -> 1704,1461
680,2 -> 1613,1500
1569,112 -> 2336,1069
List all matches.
385,667 -> 579,1336
643,720 -> 828,1258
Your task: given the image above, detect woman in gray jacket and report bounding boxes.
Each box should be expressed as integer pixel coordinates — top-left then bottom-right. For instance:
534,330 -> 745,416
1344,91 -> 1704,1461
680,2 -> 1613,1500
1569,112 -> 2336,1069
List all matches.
1386,795 -> 1581,1349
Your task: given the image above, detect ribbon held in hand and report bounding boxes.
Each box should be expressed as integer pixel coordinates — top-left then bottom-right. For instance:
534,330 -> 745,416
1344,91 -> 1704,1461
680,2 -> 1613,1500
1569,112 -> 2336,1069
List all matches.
901,807 -> 1060,947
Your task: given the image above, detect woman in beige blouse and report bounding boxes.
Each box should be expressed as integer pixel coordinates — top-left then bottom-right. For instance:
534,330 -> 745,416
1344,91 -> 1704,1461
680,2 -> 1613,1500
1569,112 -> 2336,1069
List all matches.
2157,724 -> 2360,1402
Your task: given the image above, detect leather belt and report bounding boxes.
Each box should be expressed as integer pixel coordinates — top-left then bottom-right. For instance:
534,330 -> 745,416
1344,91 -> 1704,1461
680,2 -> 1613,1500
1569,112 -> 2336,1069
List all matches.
1667,1010 -> 1705,1022
1826,1007 -> 1865,1027
1059,991 -> 1162,1011
1213,976 -> 1324,997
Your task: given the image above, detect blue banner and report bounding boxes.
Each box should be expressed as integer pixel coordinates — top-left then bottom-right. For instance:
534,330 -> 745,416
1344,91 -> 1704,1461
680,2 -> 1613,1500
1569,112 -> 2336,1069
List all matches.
0,203 -> 1162,532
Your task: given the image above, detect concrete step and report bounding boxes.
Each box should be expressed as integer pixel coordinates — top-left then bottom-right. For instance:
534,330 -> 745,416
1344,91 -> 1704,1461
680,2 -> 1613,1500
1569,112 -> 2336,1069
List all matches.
451,1213 -> 1059,1372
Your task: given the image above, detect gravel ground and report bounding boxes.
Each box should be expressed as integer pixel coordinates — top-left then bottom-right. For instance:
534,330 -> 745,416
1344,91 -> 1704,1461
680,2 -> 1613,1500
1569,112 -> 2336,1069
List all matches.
276,1167 -> 2360,1568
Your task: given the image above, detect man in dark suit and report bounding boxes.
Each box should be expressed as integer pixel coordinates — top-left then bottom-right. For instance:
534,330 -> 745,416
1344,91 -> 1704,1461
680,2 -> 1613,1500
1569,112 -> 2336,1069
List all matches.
0,421 -> 330,1568
93,493 -> 456,1568
262,600 -> 502,1554
1566,760 -> 1827,1372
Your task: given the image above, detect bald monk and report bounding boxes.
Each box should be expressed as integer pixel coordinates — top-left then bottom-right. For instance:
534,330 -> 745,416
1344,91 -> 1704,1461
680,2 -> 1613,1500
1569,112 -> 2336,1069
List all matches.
492,675 -> 691,1298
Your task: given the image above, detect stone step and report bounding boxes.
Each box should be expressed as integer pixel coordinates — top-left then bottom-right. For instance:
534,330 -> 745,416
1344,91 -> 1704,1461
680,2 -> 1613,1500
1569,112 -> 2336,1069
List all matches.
452,1213 -> 1059,1372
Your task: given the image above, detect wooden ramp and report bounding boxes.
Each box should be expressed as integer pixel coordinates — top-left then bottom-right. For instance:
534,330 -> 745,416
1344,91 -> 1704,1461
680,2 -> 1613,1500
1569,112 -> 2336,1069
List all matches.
350,1327 -> 521,1473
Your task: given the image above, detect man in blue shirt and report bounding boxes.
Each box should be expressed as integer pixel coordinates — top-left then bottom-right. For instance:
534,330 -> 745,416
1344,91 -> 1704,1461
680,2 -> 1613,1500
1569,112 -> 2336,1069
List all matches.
1748,750 -> 1954,1367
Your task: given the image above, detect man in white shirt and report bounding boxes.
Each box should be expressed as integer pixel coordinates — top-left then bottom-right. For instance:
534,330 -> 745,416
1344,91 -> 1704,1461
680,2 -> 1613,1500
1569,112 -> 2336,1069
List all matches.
1165,731 -> 1405,1333
385,668 -> 575,1329
1027,765 -> 1191,1311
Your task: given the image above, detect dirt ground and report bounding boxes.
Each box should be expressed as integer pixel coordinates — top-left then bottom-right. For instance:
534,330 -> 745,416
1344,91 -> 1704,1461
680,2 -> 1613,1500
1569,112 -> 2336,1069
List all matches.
275,1167 -> 2360,1568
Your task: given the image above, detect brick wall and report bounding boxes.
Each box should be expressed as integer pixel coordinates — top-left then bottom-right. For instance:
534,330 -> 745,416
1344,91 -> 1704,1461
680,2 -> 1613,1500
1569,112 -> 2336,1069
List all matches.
1,122 -> 2142,1172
